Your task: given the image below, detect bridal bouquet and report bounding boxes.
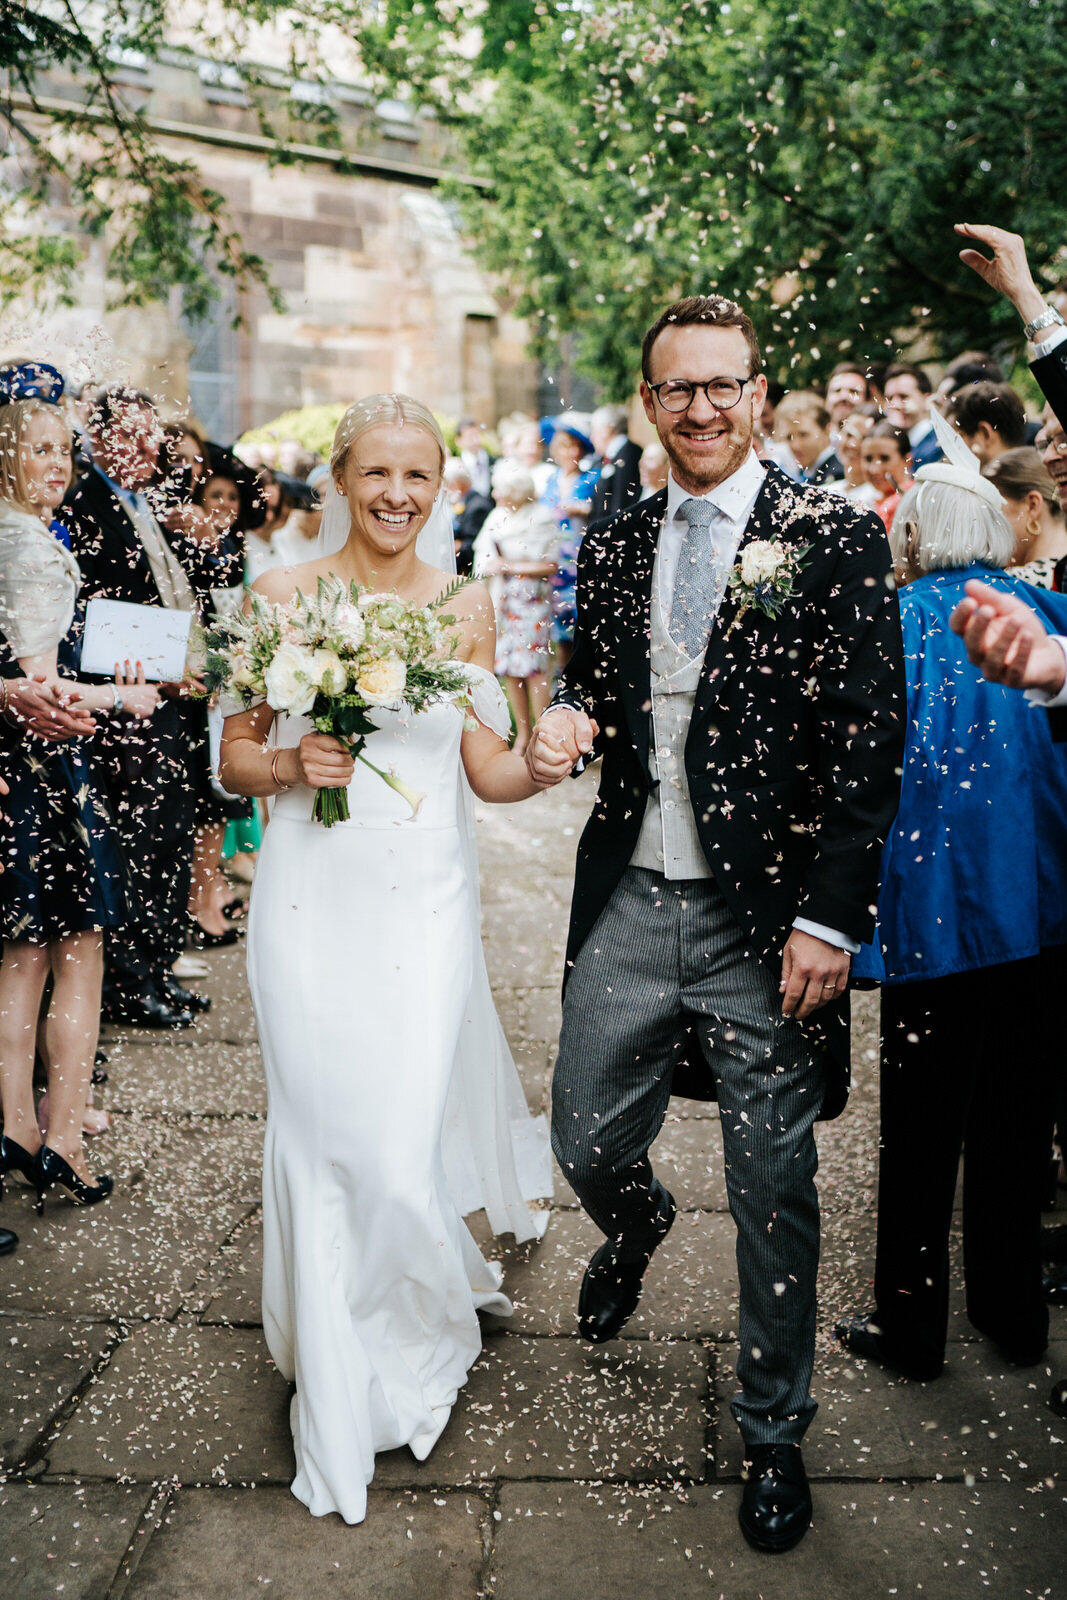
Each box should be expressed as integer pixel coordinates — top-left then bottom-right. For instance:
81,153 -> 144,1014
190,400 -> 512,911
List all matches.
206,575 -> 474,826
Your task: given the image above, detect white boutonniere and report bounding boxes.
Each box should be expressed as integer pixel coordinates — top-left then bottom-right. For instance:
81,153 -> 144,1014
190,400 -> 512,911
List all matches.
725,537 -> 811,635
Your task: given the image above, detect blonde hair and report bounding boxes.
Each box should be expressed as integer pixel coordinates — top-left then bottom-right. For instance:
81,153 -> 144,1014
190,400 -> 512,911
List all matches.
0,399 -> 73,513
984,446 -> 1062,518
330,394 -> 446,480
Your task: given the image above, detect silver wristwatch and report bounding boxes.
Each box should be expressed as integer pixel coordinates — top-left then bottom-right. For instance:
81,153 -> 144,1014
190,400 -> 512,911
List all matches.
1023,305 -> 1065,343
111,684 -> 124,714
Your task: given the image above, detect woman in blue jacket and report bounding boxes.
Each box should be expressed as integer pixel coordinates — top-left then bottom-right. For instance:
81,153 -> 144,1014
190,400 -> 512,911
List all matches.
836,436 -> 1067,1380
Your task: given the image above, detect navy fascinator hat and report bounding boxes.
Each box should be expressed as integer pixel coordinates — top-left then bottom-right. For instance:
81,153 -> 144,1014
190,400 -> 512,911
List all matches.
0,361 -> 66,405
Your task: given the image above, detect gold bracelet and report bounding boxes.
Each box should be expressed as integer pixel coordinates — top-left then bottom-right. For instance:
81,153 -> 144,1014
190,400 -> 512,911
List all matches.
270,749 -> 294,791
0,679 -> 9,716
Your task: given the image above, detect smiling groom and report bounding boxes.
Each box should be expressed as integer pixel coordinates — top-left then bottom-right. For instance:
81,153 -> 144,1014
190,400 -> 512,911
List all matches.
527,296 -> 905,1553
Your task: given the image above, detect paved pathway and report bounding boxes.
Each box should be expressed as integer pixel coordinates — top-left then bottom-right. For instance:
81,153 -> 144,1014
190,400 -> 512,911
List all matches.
2,772 -> 1063,1597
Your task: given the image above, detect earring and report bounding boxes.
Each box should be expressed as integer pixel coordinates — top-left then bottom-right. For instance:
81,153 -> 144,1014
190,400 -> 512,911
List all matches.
1025,516 -> 1040,540
338,488 -> 346,497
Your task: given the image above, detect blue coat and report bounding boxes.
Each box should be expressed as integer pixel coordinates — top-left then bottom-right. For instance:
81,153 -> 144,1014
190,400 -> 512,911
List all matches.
854,564 -> 1067,985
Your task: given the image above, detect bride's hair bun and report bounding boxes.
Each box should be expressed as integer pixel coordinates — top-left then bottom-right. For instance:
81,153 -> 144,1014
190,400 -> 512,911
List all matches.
330,394 -> 447,479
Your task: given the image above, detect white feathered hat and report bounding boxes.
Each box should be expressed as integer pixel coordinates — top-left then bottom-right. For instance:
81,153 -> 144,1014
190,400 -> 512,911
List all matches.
913,404 -> 1004,511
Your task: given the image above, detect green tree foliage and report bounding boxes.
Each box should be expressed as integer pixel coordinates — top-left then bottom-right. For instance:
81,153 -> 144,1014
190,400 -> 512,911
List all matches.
364,0 -> 1065,387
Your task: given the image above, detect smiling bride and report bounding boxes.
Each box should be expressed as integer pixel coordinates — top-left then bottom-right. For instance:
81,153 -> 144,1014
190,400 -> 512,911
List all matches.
220,394 -> 554,1524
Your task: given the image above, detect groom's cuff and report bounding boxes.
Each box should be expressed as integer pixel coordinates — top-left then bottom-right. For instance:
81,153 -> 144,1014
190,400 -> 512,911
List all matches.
792,916 -> 861,955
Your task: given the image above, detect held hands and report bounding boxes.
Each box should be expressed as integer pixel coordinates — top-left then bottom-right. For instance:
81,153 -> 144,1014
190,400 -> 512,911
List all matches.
294,732 -> 355,790
780,930 -> 850,1020
525,706 -> 600,788
950,579 -> 1066,694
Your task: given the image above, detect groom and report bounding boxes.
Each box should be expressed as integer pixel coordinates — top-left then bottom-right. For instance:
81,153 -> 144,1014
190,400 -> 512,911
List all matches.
527,296 -> 904,1553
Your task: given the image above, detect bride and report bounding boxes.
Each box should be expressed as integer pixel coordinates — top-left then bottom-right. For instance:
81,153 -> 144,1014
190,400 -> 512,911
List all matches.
220,395 -> 554,1524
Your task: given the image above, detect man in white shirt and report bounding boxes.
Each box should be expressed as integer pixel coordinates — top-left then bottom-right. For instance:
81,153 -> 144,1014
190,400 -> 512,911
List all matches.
884,362 -> 943,468
527,295 -> 904,1554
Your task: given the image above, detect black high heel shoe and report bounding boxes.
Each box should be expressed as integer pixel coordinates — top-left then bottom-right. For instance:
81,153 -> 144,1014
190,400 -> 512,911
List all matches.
189,920 -> 241,950
36,1145 -> 113,1215
0,1134 -> 41,1202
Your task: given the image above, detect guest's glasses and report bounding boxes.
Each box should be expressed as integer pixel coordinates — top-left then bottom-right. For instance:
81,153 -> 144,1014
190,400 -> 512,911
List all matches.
1035,427 -> 1067,455
646,377 -> 754,412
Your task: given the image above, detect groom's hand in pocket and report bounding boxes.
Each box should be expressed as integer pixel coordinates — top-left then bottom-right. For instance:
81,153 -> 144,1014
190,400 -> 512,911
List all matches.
779,930 -> 850,1020
296,732 -> 355,789
525,707 -> 599,787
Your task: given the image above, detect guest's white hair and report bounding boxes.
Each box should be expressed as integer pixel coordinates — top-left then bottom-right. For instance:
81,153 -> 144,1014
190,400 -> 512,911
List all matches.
891,480 -> 1015,574
591,404 -> 629,435
490,458 -> 536,504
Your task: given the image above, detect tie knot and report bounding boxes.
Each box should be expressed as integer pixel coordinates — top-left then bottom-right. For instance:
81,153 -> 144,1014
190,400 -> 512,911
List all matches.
678,497 -> 715,529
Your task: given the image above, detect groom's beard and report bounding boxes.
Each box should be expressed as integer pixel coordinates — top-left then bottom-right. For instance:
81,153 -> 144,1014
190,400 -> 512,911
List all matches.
659,411 -> 755,494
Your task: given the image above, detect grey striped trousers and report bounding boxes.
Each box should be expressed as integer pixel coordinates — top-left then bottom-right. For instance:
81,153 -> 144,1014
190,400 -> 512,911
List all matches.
552,866 -> 826,1444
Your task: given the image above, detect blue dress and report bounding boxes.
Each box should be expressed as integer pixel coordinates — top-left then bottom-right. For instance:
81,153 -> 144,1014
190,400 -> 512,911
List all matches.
0,508 -> 126,943
542,465 -> 599,644
854,564 -> 1067,985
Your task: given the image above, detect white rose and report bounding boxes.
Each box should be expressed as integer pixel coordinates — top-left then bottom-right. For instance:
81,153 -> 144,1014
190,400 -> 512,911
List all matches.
740,540 -> 787,587
311,648 -> 347,697
356,654 -> 407,708
264,642 -> 318,716
333,602 -> 366,649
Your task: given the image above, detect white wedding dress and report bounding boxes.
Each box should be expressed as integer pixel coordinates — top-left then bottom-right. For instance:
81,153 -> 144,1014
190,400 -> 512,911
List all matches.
246,676 -> 552,1524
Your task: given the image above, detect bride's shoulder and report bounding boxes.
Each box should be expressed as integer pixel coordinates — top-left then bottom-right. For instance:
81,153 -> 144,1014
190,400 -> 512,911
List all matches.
250,557 -> 333,607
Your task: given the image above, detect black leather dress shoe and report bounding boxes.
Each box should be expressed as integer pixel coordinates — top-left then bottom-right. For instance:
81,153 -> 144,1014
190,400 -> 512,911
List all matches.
161,975 -> 211,1015
833,1314 -> 943,1381
0,1227 -> 17,1256
577,1183 -> 676,1344
102,984 -> 193,1031
738,1443 -> 812,1553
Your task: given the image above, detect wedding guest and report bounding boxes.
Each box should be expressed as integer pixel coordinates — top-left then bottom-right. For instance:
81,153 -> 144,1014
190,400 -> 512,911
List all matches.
638,441 -> 669,498
444,457 -> 492,575
948,381 -> 1027,466
542,424 -> 598,668
823,406 -> 879,507
589,405 -> 642,522
884,362 -> 942,468
473,462 -> 557,753
784,397 -> 838,485
824,363 -> 870,440
513,420 -> 552,495
861,420 -> 914,532
63,386 -> 225,1029
838,448 -> 1067,1379
456,417 -> 494,498
0,388 -> 157,1210
985,448 -> 1067,589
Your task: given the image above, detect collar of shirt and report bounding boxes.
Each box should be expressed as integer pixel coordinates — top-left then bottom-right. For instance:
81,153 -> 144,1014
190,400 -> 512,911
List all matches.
607,434 -> 628,459
664,449 -> 766,530
658,451 -> 766,610
95,464 -> 142,512
908,417 -> 935,449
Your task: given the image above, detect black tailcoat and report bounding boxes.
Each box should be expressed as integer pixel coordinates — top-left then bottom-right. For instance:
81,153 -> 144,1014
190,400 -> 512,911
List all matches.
554,464 -> 905,1119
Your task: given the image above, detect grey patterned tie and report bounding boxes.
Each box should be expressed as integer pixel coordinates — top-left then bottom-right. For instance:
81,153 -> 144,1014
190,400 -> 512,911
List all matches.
670,497 -> 722,658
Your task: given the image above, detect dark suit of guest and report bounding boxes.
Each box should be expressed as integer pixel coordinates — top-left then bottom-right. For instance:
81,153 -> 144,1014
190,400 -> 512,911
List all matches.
551,462 -> 904,1442
1032,336 -> 1067,426
62,466 -> 223,999
589,436 -> 643,523
453,489 -> 493,575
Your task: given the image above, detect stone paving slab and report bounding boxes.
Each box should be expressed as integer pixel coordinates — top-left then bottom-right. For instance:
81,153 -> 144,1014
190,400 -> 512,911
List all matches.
489,1479 -> 1066,1600
712,1338 -> 1066,1482
101,1040 -> 266,1119
375,1334 -> 710,1487
1,1123 -> 259,1320
48,1322 -> 293,1484
1,1316 -> 118,1471
482,899 -> 568,991
122,1486 -> 488,1600
0,1481 -> 154,1600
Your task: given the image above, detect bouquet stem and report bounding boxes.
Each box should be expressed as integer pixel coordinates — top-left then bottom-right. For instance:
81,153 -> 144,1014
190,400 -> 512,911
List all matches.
312,785 -> 351,828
